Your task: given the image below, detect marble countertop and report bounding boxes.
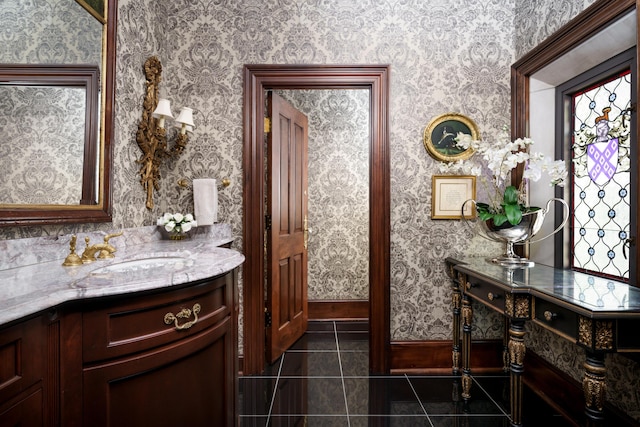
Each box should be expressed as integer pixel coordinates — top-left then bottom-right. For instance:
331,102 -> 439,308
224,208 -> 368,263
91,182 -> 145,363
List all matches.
0,226 -> 244,326
448,256 -> 640,316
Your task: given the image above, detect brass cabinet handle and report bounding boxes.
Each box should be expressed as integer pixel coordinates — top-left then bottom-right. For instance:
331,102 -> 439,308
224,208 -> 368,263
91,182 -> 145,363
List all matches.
164,303 -> 201,330
543,310 -> 557,322
303,215 -> 309,250
488,292 -> 500,301
465,282 -> 477,291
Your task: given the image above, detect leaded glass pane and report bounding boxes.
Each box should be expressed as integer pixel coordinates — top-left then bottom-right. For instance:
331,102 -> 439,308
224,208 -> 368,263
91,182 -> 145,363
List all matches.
572,70 -> 631,280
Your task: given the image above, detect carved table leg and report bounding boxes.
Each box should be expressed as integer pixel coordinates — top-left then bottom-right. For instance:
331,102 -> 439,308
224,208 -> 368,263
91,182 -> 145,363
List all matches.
508,319 -> 526,427
583,352 -> 606,426
461,294 -> 473,400
452,288 -> 462,375
503,317 -> 510,372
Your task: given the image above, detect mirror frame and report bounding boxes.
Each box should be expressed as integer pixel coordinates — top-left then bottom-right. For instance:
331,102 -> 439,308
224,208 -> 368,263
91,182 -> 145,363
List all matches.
0,0 -> 116,227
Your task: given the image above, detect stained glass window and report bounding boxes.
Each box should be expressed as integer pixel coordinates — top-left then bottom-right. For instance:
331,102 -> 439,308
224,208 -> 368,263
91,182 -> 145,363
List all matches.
571,70 -> 631,281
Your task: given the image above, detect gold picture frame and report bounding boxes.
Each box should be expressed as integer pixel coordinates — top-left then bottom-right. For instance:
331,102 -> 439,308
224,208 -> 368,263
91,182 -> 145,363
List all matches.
432,175 -> 476,219
423,113 -> 479,162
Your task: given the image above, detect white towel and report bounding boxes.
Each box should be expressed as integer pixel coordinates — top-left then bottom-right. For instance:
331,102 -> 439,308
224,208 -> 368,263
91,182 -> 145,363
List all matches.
193,178 -> 218,225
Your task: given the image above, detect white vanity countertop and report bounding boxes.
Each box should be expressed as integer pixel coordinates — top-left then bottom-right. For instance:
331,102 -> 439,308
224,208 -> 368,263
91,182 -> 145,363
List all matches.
0,227 -> 244,326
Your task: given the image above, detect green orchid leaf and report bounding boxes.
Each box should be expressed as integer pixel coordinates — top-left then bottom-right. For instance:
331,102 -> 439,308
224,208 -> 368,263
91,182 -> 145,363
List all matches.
504,203 -> 523,225
478,211 -> 494,221
503,186 -> 519,205
492,213 -> 509,226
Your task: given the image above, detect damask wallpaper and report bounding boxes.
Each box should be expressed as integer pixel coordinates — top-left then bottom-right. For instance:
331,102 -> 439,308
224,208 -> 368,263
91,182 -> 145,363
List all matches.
0,86 -> 86,204
0,0 -> 638,419
0,0 -> 102,64
277,89 -> 370,301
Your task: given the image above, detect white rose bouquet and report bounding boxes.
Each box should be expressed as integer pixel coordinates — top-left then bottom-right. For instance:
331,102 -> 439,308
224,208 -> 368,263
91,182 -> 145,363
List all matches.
157,212 -> 197,233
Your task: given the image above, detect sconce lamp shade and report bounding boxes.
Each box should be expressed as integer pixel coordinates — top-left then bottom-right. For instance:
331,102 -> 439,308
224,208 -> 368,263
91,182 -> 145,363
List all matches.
152,98 -> 174,129
175,107 -> 195,128
152,98 -> 174,119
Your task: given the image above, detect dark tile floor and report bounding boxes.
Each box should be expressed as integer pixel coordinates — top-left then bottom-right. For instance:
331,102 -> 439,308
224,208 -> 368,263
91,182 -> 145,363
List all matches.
239,321 -> 570,427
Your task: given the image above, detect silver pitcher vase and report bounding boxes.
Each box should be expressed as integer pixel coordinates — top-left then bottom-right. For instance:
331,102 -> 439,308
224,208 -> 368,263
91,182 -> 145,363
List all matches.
462,198 -> 569,267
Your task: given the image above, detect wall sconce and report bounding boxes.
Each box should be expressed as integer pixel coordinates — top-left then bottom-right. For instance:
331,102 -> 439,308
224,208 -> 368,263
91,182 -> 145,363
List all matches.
136,56 -> 196,210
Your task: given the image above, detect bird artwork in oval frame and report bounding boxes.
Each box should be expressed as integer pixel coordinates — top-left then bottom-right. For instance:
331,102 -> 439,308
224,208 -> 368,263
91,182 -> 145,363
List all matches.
423,112 -> 479,162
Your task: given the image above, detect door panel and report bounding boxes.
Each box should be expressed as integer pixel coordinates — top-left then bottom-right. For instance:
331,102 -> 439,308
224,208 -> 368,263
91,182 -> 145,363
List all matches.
266,91 -> 309,363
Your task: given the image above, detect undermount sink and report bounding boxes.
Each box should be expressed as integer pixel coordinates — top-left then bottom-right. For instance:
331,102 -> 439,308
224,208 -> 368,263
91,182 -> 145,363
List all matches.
90,256 -> 193,275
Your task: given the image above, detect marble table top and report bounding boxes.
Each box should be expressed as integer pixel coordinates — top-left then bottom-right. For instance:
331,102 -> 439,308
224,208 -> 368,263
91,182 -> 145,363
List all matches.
0,226 -> 244,326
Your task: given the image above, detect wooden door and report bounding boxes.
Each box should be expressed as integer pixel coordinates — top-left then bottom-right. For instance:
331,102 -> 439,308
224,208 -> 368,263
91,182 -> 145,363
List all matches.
265,91 -> 309,363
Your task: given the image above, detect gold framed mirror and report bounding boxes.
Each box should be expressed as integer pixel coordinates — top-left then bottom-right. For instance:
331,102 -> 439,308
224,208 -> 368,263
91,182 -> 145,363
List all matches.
0,0 -> 117,226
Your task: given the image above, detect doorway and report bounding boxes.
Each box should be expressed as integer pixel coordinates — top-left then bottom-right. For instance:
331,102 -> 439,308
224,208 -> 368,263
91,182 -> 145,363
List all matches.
242,64 -> 391,375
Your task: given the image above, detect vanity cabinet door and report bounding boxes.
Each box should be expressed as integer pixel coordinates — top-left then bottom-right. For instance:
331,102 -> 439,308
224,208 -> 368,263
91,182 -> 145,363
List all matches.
81,270 -> 238,427
0,316 -> 48,426
83,316 -> 235,427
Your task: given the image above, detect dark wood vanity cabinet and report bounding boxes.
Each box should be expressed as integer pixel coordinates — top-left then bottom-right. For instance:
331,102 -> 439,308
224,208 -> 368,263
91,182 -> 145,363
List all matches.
81,270 -> 238,427
0,313 -> 57,427
0,268 -> 238,427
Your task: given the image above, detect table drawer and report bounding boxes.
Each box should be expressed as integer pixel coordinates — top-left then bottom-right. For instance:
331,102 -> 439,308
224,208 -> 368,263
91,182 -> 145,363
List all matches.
463,276 -> 505,313
83,273 -> 232,363
533,298 -> 578,342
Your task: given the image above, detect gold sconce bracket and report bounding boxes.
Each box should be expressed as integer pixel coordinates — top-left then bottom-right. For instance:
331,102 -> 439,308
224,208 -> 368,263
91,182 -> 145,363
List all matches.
177,178 -> 231,189
135,56 -> 191,210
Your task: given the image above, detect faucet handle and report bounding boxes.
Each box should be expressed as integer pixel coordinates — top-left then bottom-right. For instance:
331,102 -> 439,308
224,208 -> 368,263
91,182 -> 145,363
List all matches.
103,230 -> 124,244
97,231 -> 123,260
62,235 -> 83,267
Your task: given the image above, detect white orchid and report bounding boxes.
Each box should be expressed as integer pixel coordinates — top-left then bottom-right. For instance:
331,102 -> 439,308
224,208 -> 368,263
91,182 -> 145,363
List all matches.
157,212 -> 198,233
439,126 -> 567,226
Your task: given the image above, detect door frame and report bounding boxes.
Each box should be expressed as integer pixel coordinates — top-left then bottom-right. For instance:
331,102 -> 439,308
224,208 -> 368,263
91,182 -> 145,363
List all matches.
242,64 -> 391,374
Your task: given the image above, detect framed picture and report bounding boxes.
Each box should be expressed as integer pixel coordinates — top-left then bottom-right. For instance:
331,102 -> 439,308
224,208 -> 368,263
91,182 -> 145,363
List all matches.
423,113 -> 479,162
432,175 -> 476,219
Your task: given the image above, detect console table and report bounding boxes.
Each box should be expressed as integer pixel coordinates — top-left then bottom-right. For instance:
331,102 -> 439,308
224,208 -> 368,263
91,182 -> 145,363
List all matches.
446,256 -> 640,427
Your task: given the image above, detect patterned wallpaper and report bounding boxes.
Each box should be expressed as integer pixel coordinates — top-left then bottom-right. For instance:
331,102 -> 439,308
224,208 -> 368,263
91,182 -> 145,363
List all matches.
0,86 -> 85,204
1,0 -> 638,419
0,0 -> 103,207
514,0 -> 598,60
0,0 -> 102,64
277,89 -> 370,301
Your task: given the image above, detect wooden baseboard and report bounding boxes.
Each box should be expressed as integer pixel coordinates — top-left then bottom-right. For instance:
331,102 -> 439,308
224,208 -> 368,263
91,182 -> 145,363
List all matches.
524,351 -> 640,427
308,300 -> 368,320
390,340 -> 504,375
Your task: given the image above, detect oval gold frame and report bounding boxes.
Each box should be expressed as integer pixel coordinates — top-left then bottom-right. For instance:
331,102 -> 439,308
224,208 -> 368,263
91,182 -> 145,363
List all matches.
423,112 -> 479,162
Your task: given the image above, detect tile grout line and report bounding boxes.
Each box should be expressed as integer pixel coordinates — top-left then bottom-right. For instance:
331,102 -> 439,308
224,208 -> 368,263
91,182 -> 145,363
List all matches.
471,376 -> 511,419
265,353 -> 284,427
405,374 -> 435,427
334,321 -> 351,426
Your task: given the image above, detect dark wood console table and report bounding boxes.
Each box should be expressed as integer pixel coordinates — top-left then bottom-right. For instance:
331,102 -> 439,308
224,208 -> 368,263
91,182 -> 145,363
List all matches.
446,256 -> 640,427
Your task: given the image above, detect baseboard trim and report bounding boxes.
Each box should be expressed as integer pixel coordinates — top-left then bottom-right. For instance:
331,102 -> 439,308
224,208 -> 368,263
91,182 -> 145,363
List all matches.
390,340 -> 504,375
524,351 -> 640,427
308,300 -> 368,320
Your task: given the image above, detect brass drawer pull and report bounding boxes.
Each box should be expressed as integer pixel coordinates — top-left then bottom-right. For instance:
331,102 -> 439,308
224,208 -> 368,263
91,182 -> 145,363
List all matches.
543,310 -> 557,321
488,292 -> 500,301
164,303 -> 201,330
465,282 -> 477,291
